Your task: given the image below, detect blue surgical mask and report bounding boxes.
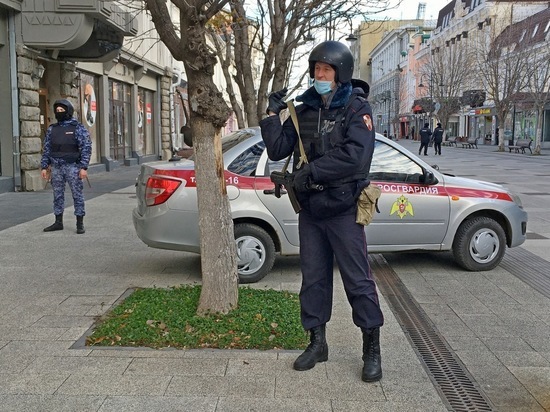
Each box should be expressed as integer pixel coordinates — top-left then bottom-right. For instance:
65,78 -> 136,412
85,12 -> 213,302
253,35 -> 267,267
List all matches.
314,80 -> 333,95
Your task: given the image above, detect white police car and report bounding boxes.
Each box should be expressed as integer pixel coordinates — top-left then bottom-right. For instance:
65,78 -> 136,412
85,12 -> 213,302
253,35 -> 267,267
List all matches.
133,127 -> 528,283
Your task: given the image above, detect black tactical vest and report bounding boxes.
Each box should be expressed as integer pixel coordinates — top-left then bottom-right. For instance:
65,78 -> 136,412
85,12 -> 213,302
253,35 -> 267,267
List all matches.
293,95 -> 368,185
50,124 -> 79,163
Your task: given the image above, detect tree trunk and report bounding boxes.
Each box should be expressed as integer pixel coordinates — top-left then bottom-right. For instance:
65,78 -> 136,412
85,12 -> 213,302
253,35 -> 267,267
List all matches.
176,15 -> 238,315
194,120 -> 239,314
186,68 -> 239,315
534,107 -> 543,155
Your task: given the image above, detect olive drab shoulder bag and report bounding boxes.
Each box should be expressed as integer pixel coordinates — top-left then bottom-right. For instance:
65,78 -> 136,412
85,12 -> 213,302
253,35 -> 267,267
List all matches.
356,183 -> 381,226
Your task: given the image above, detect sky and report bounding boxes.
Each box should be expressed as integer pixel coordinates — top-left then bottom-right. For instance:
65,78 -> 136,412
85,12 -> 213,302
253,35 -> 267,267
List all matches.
379,0 -> 451,21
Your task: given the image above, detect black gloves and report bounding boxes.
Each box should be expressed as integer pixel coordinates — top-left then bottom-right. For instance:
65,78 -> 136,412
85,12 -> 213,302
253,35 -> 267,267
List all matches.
266,88 -> 288,115
293,164 -> 311,193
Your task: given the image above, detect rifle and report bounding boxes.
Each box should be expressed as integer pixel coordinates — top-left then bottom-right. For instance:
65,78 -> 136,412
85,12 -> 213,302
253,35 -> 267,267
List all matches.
270,170 -> 301,213
270,168 -> 324,214
269,100 -> 325,214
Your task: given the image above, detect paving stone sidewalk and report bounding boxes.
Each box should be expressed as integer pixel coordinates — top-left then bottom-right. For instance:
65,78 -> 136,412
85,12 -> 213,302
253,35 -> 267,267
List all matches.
0,184 -> 445,411
1,139 -> 549,411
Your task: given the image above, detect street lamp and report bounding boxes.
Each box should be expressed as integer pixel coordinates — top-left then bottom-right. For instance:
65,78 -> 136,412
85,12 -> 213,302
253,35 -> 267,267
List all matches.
345,18 -> 357,44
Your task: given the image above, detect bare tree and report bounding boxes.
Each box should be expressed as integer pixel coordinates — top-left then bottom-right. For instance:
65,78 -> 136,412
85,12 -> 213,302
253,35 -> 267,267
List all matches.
218,0 -> 402,127
208,12 -> 247,128
144,0 -> 238,315
471,13 -> 531,152
426,41 -> 472,138
523,19 -> 550,155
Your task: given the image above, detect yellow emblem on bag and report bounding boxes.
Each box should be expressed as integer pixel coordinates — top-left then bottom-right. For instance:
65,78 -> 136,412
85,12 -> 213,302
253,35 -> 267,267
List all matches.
356,184 -> 382,226
390,195 -> 414,219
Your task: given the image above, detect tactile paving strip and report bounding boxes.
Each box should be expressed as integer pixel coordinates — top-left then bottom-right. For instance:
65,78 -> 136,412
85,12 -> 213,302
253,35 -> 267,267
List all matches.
501,247 -> 550,299
370,254 -> 494,412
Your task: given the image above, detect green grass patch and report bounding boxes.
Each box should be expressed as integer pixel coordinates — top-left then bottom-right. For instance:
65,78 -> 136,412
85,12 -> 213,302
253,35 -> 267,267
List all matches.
87,285 -> 308,350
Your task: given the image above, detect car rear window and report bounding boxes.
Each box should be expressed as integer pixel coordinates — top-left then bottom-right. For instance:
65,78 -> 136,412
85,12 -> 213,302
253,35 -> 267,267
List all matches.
227,142 -> 265,176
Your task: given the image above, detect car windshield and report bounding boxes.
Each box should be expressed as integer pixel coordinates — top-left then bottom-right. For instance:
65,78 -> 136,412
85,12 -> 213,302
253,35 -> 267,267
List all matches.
188,129 -> 257,161
221,130 -> 257,153
368,141 -> 424,183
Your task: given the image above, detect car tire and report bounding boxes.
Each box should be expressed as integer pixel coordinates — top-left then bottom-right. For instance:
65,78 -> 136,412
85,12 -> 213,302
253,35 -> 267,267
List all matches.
234,223 -> 276,284
452,216 -> 506,271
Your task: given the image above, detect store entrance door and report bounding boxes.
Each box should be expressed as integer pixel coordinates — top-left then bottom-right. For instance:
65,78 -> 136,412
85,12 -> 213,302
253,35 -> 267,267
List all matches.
110,101 -> 127,161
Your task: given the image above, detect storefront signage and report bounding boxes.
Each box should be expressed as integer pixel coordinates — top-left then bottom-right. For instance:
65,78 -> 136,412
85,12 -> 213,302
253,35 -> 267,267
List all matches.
476,108 -> 491,115
469,108 -> 493,116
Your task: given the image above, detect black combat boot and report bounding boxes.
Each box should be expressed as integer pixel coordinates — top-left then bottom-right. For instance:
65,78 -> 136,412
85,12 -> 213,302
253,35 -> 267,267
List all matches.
76,216 -> 85,234
43,214 -> 63,232
362,328 -> 382,382
293,325 -> 328,371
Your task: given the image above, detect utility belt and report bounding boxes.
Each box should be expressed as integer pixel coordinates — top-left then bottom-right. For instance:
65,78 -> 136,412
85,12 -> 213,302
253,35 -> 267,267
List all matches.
300,178 -> 370,220
308,172 -> 367,190
51,153 -> 80,164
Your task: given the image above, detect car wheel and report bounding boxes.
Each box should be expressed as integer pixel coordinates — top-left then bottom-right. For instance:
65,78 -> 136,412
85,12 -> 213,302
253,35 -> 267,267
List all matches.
234,223 -> 276,284
452,216 -> 506,271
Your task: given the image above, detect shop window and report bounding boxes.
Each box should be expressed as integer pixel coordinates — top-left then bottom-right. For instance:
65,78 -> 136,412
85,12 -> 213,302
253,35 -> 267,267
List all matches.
109,80 -> 132,161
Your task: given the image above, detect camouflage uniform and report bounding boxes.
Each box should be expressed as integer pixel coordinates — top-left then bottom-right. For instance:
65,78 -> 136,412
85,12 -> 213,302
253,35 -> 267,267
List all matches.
41,100 -> 91,219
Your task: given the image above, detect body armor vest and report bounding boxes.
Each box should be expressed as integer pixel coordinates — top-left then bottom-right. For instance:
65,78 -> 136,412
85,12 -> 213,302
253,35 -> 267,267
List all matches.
294,96 -> 368,185
50,124 -> 79,163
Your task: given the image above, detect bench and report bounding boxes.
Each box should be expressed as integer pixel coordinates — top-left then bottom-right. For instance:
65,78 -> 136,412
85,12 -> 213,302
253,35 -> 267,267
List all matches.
445,137 -> 458,147
508,139 -> 532,154
461,137 -> 478,149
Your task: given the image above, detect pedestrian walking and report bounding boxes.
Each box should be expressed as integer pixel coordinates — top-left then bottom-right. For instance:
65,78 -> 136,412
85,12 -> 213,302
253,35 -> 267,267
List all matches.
259,40 -> 384,382
418,122 -> 432,156
40,99 -> 92,234
433,123 -> 444,155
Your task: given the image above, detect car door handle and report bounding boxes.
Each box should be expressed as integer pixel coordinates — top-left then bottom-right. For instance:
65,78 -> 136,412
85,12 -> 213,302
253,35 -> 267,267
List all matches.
263,188 -> 287,195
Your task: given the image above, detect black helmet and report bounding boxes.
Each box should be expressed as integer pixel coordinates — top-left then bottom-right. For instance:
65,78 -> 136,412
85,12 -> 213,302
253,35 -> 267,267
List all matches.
53,99 -> 74,117
308,41 -> 354,84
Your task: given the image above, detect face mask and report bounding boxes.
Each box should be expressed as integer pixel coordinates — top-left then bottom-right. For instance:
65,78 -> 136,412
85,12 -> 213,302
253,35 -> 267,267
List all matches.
55,112 -> 69,122
314,80 -> 333,95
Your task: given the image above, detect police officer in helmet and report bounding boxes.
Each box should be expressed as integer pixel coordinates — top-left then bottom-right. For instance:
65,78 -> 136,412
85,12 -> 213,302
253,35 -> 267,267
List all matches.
260,41 -> 384,382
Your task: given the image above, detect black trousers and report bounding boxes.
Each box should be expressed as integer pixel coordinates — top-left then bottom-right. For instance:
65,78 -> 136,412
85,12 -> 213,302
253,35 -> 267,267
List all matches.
434,141 -> 442,154
298,209 -> 384,331
419,141 -> 429,154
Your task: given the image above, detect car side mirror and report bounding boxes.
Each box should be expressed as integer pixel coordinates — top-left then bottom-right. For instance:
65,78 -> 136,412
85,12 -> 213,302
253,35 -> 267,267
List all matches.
420,170 -> 438,185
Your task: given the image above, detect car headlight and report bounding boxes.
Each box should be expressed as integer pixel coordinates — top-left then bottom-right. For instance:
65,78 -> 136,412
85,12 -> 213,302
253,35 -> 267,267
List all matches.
509,191 -> 523,208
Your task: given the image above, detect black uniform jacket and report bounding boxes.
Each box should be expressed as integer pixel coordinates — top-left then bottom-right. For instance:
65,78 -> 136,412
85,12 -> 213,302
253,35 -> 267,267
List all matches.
260,81 -> 374,185
259,80 -> 376,218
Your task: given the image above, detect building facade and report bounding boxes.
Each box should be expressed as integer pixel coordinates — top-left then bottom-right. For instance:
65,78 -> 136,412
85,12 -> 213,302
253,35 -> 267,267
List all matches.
0,1 -> 199,193
425,0 -> 549,146
359,0 -> 549,146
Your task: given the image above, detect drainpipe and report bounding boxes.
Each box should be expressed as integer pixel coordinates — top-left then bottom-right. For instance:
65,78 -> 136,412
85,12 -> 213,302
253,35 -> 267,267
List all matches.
8,11 -> 21,190
156,76 -> 162,159
169,68 -> 183,161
